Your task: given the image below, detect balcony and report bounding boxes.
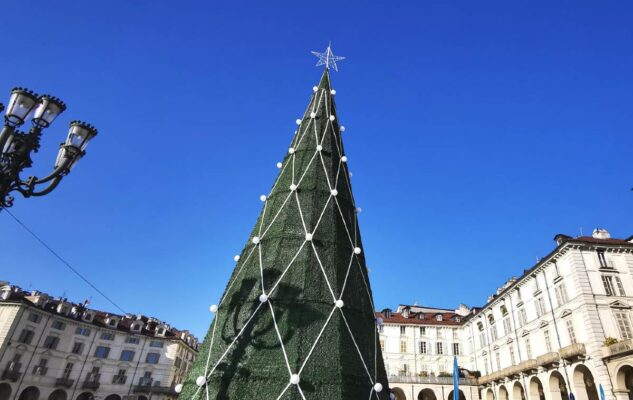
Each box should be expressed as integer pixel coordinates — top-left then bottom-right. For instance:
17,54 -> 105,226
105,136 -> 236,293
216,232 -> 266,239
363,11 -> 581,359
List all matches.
133,384 -> 177,395
55,378 -> 75,388
2,362 -> 22,382
559,343 -> 586,361
603,339 -> 633,359
536,352 -> 560,368
82,373 -> 101,390
388,376 -> 478,386
517,359 -> 538,374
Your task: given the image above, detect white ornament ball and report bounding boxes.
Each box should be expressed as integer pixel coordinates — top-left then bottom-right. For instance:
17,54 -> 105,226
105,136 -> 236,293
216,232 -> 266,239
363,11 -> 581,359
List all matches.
329,115 -> 335,121
288,147 -> 295,154
316,145 -> 323,152
252,236 -> 260,244
331,189 -> 338,196
234,255 -> 240,262
175,384 -> 183,393
295,119 -> 302,125
196,376 -> 206,387
305,233 -> 313,241
341,156 -> 347,163
259,293 -> 269,303
290,374 -> 300,385
290,184 -> 297,191
313,86 -> 318,92
310,112 -> 316,118
276,162 -> 283,169
340,126 -> 346,132
335,299 -> 344,308
260,195 -> 267,202
349,171 -> 353,177
209,304 -> 218,313
355,207 -> 362,214
331,89 -> 336,95
374,383 -> 383,393
354,247 -> 362,255
376,317 -> 384,325
390,393 -> 396,400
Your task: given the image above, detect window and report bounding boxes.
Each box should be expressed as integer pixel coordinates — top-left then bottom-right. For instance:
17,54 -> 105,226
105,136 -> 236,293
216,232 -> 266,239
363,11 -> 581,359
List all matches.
62,362 -> 73,379
120,350 -> 135,362
419,341 -> 427,354
453,343 -> 460,355
500,305 -> 508,316
565,319 -> 576,344
399,339 -> 407,353
33,358 -> 48,375
149,340 -> 164,348
490,325 -> 498,341
380,339 -> 385,352
75,327 -> 91,336
51,320 -> 66,330
18,329 -> 35,345
516,287 -> 522,302
495,351 -> 501,370
126,336 -> 140,344
146,352 -> 160,364
483,358 -> 489,375
71,342 -> 85,355
479,332 -> 487,347
525,338 -> 532,359
615,276 -> 626,296
100,332 -> 115,341
518,309 -> 527,327
378,324 -> 384,333
436,315 -> 443,321
27,313 -> 42,323
509,346 -> 516,365
399,326 -> 406,335
113,369 -> 127,384
108,319 -> 117,327
94,346 -> 110,359
420,327 -> 426,336
436,342 -> 443,355
535,297 -> 546,317
553,261 -> 561,278
615,312 -> 632,340
43,336 -> 59,350
503,318 -> 512,336
543,330 -> 552,352
452,328 -> 458,339
598,250 -> 609,269
555,284 -> 569,306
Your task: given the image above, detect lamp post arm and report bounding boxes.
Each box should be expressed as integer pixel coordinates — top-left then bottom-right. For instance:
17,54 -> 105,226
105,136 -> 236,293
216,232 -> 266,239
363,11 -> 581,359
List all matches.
0,124 -> 15,153
28,175 -> 63,197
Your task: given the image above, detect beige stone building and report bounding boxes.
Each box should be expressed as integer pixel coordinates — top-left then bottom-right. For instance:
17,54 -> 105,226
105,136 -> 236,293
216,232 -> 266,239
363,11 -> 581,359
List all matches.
380,229 -> 633,400
0,284 -> 198,400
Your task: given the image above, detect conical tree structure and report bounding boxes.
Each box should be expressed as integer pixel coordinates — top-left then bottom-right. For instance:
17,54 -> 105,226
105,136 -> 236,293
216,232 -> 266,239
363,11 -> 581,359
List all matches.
180,70 -> 389,400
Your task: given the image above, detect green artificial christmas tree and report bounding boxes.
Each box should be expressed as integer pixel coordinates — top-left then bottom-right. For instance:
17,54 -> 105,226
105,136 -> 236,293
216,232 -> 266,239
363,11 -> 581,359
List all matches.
179,46 -> 390,400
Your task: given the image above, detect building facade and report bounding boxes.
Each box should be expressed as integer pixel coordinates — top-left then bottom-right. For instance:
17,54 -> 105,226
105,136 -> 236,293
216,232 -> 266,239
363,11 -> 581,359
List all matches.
380,229 -> 633,400
0,285 -> 198,400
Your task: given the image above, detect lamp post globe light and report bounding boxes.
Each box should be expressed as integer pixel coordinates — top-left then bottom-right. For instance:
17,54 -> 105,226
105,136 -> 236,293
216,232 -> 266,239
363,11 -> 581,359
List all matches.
0,87 -> 98,208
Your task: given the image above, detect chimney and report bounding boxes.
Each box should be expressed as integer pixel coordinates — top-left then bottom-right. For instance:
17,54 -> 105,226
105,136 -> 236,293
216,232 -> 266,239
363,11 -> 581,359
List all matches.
593,228 -> 611,240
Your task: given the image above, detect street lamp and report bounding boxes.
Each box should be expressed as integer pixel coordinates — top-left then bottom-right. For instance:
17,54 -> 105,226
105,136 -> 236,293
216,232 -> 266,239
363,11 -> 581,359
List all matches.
0,87 -> 98,208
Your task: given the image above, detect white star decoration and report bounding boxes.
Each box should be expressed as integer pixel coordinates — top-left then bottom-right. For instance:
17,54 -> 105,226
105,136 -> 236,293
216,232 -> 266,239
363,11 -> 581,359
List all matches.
311,43 -> 346,72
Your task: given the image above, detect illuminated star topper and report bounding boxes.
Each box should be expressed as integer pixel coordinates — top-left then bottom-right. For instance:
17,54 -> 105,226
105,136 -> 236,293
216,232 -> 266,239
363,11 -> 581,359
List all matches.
311,42 -> 345,72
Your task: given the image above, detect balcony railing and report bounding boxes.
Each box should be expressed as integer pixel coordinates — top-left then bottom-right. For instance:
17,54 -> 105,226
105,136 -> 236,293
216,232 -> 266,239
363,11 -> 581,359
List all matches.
133,384 -> 177,394
536,352 -> 560,368
55,378 -> 75,388
559,343 -> 586,360
112,375 -> 127,384
388,375 -> 478,385
2,362 -> 22,382
82,373 -> 101,390
603,338 -> 633,359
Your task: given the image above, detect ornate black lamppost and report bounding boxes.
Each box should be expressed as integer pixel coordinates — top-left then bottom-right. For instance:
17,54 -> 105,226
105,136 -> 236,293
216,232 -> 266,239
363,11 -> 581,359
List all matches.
0,87 -> 97,208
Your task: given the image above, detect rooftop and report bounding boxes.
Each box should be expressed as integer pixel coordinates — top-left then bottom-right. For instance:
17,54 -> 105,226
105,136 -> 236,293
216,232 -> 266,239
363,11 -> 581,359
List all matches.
0,281 -> 199,351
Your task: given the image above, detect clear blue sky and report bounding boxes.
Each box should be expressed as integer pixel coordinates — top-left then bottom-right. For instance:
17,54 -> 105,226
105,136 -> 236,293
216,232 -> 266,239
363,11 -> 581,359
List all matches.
1,1 -> 632,338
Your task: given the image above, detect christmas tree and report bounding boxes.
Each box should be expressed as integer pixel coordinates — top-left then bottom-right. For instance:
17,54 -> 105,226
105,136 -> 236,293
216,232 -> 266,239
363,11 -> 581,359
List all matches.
179,47 -> 389,400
